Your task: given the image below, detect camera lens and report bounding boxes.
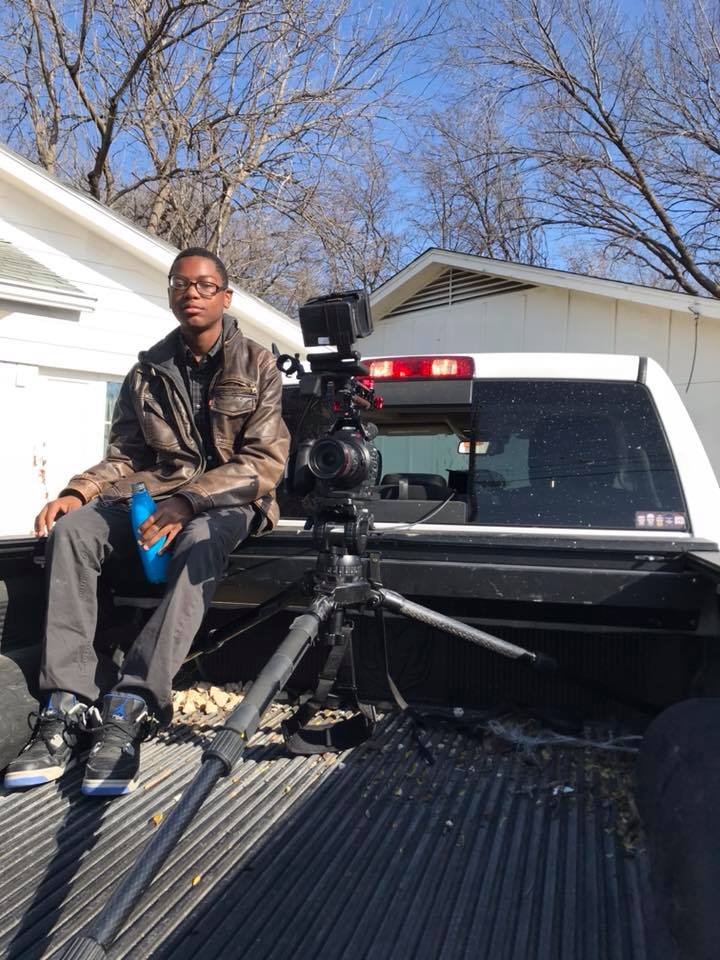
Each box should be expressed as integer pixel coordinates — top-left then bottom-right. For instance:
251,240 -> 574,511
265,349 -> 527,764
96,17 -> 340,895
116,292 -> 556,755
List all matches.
303,428 -> 379,491
309,438 -> 352,480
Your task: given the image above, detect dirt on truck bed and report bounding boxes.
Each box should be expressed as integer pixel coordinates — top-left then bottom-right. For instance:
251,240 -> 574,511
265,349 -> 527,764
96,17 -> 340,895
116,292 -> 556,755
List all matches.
0,686 -> 649,960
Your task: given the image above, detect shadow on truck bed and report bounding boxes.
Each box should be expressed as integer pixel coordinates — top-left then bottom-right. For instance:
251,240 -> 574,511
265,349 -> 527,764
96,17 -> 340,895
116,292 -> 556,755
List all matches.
0,704 -> 649,960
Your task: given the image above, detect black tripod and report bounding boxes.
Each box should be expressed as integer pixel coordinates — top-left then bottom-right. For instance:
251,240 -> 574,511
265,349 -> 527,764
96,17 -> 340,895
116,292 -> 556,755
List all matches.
60,496 -> 556,960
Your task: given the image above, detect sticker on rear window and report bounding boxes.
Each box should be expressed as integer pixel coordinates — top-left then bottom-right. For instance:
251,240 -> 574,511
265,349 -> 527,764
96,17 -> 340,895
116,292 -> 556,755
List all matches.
635,511 -> 686,530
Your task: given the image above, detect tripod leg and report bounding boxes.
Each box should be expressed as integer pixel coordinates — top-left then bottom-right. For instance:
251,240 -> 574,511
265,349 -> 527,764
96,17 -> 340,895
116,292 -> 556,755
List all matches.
211,593 -> 335,755
282,609 -> 377,755
282,607 -> 347,742
375,587 -> 557,671
376,588 -> 657,712
59,592 -> 335,960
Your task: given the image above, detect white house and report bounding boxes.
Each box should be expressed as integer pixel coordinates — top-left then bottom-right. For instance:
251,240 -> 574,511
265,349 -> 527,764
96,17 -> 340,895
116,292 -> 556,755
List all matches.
0,144 -> 303,537
368,249 -> 720,479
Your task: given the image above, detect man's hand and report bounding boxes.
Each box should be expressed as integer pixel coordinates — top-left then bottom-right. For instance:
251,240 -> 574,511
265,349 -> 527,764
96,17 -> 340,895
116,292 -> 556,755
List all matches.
35,495 -> 83,537
136,495 -> 194,554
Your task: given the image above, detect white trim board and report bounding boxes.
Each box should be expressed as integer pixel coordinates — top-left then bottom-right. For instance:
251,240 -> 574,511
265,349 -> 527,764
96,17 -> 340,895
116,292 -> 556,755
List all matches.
371,249 -> 720,321
0,143 -> 304,349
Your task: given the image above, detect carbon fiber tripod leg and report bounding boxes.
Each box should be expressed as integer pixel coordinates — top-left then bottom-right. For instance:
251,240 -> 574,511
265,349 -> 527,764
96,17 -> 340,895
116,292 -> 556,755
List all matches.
375,587 -> 557,671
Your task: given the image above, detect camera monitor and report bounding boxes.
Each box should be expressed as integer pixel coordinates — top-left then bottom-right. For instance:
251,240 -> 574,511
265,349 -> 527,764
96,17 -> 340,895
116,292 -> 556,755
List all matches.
298,290 -> 374,353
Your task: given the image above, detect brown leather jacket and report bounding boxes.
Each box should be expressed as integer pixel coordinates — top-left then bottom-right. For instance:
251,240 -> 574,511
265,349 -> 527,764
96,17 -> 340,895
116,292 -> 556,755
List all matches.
62,317 -> 290,531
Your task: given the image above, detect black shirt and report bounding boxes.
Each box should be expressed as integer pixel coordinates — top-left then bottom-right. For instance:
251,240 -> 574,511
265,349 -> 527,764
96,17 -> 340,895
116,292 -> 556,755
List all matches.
174,330 -> 223,469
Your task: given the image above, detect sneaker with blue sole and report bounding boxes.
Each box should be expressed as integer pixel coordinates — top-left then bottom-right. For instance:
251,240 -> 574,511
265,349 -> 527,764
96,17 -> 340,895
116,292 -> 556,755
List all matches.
4,691 -> 88,788
82,693 -> 153,796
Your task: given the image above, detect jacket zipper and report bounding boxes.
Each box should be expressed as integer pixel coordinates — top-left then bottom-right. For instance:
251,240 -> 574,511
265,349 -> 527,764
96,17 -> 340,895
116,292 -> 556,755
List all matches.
209,368 -> 222,451
141,361 -> 206,486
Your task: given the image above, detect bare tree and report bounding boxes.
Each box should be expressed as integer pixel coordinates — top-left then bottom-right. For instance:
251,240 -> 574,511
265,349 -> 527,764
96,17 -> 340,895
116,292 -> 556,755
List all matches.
302,140 -> 404,290
421,0 -> 720,295
197,142 -> 403,314
0,0 -> 441,297
211,208 -> 326,315
410,107 -> 547,263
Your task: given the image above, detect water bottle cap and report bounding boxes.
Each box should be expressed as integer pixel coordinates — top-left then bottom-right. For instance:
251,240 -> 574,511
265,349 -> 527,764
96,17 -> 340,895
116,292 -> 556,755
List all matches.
131,482 -> 147,494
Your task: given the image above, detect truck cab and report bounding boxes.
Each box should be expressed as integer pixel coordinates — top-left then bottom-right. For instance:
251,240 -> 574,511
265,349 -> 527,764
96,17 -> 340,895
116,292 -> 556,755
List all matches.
184,350 -> 717,721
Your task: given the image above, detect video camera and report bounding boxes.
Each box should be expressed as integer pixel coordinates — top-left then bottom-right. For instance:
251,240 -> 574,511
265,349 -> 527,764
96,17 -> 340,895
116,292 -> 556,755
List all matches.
276,290 -> 382,506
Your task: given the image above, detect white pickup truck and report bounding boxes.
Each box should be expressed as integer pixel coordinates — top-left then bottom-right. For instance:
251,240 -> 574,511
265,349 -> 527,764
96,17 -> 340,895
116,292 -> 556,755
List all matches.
1,351 -> 718,959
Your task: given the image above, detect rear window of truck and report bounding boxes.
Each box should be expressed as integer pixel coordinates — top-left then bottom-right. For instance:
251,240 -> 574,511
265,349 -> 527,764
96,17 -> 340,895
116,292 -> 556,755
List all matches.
279,380 -> 687,530
461,380 -> 686,529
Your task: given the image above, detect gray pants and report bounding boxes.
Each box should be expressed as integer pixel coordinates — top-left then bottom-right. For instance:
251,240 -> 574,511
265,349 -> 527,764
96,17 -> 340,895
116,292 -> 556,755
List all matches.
39,498 -> 255,716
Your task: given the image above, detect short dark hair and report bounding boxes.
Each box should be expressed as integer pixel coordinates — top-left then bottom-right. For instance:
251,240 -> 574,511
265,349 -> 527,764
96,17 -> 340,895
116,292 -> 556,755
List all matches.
169,247 -> 229,288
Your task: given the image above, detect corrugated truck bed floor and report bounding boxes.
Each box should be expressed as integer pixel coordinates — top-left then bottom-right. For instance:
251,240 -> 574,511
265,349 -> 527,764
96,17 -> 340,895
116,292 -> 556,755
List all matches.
0,708 -> 649,959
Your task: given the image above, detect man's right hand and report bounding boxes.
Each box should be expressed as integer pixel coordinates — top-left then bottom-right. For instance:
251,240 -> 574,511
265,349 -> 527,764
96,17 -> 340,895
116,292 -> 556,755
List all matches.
34,495 -> 84,537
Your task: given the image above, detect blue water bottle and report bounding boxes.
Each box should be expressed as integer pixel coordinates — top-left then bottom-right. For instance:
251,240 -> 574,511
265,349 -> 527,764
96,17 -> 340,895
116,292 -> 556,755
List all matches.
130,482 -> 169,583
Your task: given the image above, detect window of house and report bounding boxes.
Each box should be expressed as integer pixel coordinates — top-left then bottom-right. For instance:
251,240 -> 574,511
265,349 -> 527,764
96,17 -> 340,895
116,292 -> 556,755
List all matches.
104,381 -> 122,449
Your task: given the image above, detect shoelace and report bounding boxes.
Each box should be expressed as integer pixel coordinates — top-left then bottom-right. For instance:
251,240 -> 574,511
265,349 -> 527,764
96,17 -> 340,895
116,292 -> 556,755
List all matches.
82,705 -> 103,732
25,709 -> 80,753
94,714 -> 158,749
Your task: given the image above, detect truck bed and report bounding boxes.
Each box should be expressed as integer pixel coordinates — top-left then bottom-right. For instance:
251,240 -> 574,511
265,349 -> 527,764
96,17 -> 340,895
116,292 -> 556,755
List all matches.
0,702 -> 649,960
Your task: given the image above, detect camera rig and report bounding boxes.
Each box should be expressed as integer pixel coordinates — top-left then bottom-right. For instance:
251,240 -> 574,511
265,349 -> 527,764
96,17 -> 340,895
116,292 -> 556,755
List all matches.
61,292 -> 559,960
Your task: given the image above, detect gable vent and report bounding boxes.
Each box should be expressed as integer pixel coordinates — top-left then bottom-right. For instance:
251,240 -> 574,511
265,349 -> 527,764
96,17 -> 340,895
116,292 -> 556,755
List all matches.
386,267 -> 534,318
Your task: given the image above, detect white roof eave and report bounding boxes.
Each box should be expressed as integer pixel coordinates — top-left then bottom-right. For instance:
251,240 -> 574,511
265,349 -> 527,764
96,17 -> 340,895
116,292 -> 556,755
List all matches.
226,287 -> 304,349
371,248 -> 720,320
0,280 -> 96,312
0,144 -> 304,350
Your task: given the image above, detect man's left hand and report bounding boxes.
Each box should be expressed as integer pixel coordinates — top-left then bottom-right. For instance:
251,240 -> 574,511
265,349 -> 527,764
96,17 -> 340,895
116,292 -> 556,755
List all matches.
136,496 -> 194,554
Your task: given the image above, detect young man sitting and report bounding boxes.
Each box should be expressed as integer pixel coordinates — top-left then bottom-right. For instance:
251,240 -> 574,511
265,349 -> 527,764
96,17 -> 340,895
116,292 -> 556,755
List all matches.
4,248 -> 289,796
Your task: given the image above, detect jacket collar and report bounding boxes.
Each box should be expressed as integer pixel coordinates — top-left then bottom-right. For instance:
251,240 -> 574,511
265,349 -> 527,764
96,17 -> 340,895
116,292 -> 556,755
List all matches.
139,314 -> 240,371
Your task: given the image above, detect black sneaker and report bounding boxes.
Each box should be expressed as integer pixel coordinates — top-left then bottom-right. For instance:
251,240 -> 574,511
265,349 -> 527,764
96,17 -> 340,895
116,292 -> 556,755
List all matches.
4,691 -> 88,789
82,693 -> 152,796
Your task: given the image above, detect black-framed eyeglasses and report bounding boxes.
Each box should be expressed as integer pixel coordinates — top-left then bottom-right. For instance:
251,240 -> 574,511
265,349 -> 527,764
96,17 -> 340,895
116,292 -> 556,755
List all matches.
168,276 -> 226,298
